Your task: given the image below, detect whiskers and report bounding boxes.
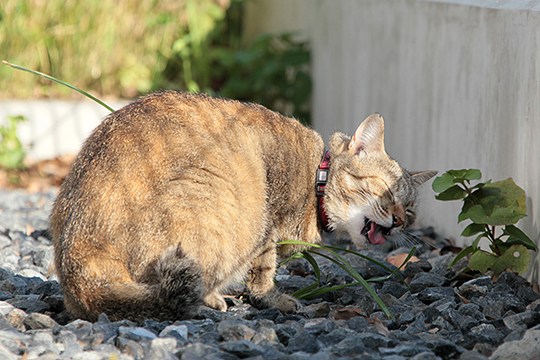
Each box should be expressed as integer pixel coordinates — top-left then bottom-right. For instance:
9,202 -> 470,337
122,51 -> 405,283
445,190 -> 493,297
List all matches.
388,229 -> 436,250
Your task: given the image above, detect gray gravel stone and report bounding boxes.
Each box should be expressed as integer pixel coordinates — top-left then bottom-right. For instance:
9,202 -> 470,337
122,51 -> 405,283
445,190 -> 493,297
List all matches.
410,272 -> 447,293
1,189 -> 539,359
489,328 -> 540,360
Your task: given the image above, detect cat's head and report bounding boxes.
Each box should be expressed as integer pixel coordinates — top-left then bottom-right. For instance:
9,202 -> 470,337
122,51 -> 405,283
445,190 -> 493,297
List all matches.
324,113 -> 436,247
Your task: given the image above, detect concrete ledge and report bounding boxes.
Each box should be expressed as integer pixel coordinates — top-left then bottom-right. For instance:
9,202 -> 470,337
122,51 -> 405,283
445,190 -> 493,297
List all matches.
0,100 -> 127,161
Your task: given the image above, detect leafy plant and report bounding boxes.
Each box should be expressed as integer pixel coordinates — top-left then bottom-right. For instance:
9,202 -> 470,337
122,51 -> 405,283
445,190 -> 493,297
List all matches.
158,0 -> 312,124
0,115 -> 27,170
279,240 -> 417,319
217,33 -> 312,124
432,169 -> 537,275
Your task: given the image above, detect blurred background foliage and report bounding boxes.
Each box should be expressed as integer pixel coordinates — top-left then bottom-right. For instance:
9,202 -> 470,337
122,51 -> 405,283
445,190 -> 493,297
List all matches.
0,0 -> 311,123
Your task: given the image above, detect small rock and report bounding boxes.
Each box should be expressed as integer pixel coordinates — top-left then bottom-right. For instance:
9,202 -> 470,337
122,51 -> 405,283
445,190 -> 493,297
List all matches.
502,310 -> 540,331
160,324 -> 189,342
317,327 -> 356,347
297,302 -> 330,318
469,323 -> 505,345
411,352 -> 439,360
345,315 -> 370,332
0,343 -> 18,360
146,338 -> 178,360
217,320 -> 256,341
475,292 -> 526,320
458,303 -> 485,321
330,335 -> 367,357
380,343 -> 432,357
220,339 -> 264,358
252,326 -> 279,345
458,276 -> 492,298
23,312 -> 58,330
64,319 -> 96,340
17,269 -> 47,282
56,330 -> 83,358
417,287 -> 456,305
409,272 -> 446,293
179,342 -> 221,359
489,328 -> 540,360
118,326 -> 157,342
303,318 -> 337,335
403,259 -> 433,278
286,332 -> 319,354
116,337 -> 145,359
381,280 -> 409,298
0,275 -> 28,294
358,331 -> 395,349
0,235 -> 11,249
6,307 -> 26,331
7,295 -> 50,313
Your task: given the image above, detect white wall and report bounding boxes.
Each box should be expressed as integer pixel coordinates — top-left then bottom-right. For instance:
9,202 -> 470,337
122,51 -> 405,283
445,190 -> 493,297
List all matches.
0,100 -> 126,162
245,0 -> 540,283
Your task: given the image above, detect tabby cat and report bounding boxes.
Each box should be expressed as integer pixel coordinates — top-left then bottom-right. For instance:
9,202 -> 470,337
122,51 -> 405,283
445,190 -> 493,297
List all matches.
50,91 -> 435,321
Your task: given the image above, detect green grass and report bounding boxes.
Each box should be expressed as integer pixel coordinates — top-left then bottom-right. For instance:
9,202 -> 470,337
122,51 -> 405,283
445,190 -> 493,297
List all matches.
279,240 -> 417,319
0,0 -> 223,99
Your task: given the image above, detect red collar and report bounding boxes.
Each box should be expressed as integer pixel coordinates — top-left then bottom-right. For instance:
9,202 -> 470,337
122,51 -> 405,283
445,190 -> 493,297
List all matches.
316,150 -> 332,232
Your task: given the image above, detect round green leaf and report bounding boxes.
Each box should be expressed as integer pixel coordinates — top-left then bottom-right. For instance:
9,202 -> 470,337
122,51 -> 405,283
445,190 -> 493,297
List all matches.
503,225 -> 538,251
461,223 -> 487,237
435,185 -> 468,201
469,245 -> 531,275
432,173 -> 455,193
459,178 -> 527,225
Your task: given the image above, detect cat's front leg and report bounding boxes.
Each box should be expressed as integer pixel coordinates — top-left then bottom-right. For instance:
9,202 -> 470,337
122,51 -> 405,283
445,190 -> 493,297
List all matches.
203,290 -> 227,312
247,244 -> 301,313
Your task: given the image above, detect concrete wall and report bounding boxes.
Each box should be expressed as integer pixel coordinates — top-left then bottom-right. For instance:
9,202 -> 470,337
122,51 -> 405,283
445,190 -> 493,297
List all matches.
0,100 -> 126,162
245,0 -> 540,282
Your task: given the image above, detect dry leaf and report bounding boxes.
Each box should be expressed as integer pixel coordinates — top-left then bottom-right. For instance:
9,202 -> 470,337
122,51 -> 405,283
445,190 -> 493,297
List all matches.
333,307 -> 367,320
370,315 -> 391,337
386,253 -> 420,267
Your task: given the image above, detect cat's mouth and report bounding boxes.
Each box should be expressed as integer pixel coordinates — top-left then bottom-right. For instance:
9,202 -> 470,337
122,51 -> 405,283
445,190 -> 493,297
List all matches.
361,218 -> 391,245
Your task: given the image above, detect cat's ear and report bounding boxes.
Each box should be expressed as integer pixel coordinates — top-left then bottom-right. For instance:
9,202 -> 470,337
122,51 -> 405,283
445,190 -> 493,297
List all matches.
410,170 -> 437,187
329,132 -> 350,155
348,113 -> 386,155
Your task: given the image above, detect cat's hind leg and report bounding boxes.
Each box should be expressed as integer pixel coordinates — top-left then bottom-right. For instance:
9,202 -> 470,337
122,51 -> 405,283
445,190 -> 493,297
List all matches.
247,244 -> 300,313
61,245 -> 203,322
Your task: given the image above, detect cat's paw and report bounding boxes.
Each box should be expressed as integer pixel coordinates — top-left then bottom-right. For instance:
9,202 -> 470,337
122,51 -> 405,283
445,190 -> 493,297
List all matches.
274,293 -> 301,313
203,291 -> 227,312
249,292 -> 301,313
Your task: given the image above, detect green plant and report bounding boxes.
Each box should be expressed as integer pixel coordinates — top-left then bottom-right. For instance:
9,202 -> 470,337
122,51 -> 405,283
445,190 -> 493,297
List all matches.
279,240 -> 417,319
158,0 -> 312,124
1,0 -> 209,98
217,33 -> 312,124
432,169 -> 537,275
0,115 -> 27,170
2,0 -> 312,123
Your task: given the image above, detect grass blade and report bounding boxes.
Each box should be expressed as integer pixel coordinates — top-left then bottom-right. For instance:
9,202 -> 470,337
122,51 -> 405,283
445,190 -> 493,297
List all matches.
321,244 -> 403,279
2,61 -> 115,113
293,281 -> 363,299
302,251 -> 322,284
310,249 -> 393,319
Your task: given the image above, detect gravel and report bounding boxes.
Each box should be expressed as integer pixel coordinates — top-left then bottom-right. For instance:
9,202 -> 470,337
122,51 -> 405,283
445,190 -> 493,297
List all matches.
1,188 -> 539,359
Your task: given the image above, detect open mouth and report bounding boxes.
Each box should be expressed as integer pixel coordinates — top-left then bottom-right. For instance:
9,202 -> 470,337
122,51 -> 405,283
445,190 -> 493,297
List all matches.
361,218 -> 392,245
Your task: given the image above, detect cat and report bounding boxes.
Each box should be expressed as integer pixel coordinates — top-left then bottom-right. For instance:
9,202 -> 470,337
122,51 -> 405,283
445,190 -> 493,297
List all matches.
50,91 -> 435,322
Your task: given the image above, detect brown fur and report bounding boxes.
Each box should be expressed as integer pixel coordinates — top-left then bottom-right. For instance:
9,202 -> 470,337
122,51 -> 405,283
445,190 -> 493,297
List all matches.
50,91 -> 435,322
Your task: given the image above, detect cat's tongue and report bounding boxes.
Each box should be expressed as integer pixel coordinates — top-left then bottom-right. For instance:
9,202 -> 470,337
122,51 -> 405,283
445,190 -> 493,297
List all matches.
367,222 -> 386,245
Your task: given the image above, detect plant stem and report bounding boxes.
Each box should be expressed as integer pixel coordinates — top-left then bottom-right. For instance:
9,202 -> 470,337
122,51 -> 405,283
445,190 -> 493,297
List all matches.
2,60 -> 115,113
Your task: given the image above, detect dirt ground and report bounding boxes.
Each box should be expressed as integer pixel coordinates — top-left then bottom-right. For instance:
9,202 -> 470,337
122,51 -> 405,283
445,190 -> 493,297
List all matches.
0,154 -> 75,192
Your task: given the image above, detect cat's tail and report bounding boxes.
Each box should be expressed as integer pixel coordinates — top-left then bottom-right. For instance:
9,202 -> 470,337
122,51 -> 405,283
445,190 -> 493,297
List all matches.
64,246 -> 203,322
